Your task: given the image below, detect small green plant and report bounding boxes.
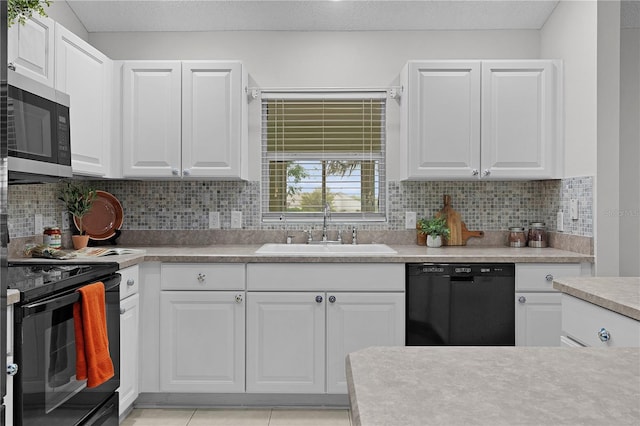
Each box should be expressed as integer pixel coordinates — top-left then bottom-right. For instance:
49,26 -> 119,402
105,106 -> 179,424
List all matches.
8,0 -> 51,27
419,216 -> 450,238
58,182 -> 97,235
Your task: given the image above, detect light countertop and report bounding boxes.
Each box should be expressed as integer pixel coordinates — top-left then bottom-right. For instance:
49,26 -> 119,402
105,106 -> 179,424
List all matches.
346,346 -> 640,426
10,244 -> 590,266
553,276 -> 640,320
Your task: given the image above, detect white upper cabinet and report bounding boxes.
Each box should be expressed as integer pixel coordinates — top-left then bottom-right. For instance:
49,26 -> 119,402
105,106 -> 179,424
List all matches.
8,15 -> 55,87
481,61 -> 559,179
400,61 -> 481,179
400,60 -> 561,180
121,60 -> 248,179
55,24 -> 113,177
182,61 -> 247,179
122,61 -> 182,178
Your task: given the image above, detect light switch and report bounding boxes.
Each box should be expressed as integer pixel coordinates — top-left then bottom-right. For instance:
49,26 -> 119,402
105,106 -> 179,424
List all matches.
209,211 -> 220,229
34,214 -> 43,235
405,212 -> 417,229
570,199 -> 579,220
231,211 -> 242,229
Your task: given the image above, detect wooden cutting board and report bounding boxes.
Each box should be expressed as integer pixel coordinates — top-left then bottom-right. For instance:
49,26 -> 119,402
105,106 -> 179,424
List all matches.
461,222 -> 484,245
437,195 -> 462,246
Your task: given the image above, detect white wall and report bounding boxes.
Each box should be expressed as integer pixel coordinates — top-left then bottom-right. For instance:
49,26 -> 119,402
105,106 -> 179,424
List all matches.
89,30 -> 540,180
619,28 -> 640,277
595,0 -> 621,276
46,1 -> 88,41
540,0 -> 598,178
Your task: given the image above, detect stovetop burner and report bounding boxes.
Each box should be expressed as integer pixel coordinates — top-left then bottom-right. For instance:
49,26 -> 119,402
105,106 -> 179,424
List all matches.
8,262 -> 119,303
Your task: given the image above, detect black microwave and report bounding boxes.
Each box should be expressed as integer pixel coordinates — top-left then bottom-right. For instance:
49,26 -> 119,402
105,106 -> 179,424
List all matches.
8,70 -> 72,183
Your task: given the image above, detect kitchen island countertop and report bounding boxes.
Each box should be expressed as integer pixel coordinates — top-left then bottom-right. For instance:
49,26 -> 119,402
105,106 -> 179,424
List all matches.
553,276 -> 640,320
346,346 -> 640,426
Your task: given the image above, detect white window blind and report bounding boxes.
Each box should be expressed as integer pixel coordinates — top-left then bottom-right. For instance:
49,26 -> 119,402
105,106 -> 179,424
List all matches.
261,92 -> 387,221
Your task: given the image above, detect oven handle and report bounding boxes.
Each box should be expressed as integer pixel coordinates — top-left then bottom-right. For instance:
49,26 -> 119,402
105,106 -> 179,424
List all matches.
22,275 -> 120,317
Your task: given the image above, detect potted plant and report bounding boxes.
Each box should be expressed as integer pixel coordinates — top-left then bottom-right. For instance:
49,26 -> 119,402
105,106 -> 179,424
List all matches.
58,182 -> 97,249
416,218 -> 428,246
420,216 -> 450,248
8,0 -> 51,27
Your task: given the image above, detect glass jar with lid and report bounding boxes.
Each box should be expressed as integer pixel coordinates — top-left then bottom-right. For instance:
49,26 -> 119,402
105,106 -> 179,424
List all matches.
508,227 -> 527,248
43,227 -> 62,249
527,222 -> 548,248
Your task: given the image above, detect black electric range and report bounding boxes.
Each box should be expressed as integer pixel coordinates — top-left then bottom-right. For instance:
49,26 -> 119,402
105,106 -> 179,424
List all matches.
7,262 -> 119,303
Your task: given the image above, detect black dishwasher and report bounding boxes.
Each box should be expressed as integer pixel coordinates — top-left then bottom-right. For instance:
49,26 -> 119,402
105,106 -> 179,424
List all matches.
406,263 -> 515,346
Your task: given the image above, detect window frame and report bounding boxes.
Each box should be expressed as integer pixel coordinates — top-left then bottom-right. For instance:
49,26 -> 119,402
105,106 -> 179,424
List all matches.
260,91 -> 388,223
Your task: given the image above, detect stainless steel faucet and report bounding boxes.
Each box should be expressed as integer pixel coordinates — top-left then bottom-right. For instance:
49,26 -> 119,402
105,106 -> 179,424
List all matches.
322,202 -> 331,242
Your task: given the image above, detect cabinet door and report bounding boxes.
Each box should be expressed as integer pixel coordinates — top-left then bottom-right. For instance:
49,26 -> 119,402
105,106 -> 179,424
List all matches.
160,291 -> 245,392
119,293 -> 139,416
401,61 -> 480,179
481,61 -> 558,179
246,292 -> 325,393
326,293 -> 404,394
8,15 -> 55,87
515,292 -> 561,347
122,61 -> 182,177
55,24 -> 112,176
182,61 -> 246,179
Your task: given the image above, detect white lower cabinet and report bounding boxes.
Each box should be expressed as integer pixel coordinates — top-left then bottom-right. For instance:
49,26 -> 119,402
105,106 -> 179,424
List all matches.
515,263 -> 583,346
245,263 -> 405,395
160,291 -> 245,392
119,265 -> 140,416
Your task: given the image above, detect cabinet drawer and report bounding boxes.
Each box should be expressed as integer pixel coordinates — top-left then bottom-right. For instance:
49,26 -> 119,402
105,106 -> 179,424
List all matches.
119,265 -> 140,300
516,263 -> 582,291
562,294 -> 640,347
161,263 -> 245,290
247,263 -> 404,291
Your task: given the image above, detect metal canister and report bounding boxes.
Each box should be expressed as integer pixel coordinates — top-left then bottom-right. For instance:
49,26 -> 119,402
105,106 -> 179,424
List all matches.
43,227 -> 62,249
508,227 -> 527,248
527,222 -> 547,248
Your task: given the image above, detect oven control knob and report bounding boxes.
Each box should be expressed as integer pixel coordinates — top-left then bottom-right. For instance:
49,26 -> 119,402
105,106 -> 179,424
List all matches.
7,363 -> 18,376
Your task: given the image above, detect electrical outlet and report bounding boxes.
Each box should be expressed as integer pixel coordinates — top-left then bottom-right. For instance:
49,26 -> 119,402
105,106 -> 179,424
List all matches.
61,211 -> 70,231
209,211 -> 220,229
570,199 -> 579,220
405,212 -> 417,229
34,214 -> 43,235
231,211 -> 242,229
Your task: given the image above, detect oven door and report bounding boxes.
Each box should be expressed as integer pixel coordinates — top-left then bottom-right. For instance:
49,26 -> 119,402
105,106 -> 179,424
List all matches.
14,275 -> 120,426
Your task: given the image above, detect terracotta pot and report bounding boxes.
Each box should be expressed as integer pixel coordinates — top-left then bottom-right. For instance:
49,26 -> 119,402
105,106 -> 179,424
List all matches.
426,235 -> 442,248
417,232 -> 427,246
72,235 -> 90,250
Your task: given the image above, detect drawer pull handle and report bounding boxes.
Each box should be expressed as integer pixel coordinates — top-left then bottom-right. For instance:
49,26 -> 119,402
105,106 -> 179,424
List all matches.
315,295 -> 323,303
127,278 -> 135,287
7,363 -> 18,376
197,273 -> 206,283
235,294 -> 243,304
597,328 -> 611,342
329,295 -> 336,303
518,296 -> 526,304
545,274 -> 554,282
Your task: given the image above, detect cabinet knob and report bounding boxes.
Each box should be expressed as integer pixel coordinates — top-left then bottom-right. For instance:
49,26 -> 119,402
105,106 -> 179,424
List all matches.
518,296 -> 526,304
127,278 -> 135,287
183,169 -> 191,176
482,169 -> 491,177
172,168 -> 180,176
315,295 -> 323,303
197,273 -> 206,283
235,294 -> 243,304
6,363 -> 18,376
597,327 -> 611,342
8,63 -> 16,71
545,274 -> 554,282
329,295 -> 336,303
120,307 -> 126,315
471,169 -> 479,176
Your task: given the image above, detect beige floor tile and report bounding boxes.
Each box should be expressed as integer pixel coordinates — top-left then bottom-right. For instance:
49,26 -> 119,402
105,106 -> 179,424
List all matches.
121,408 -> 195,426
269,409 -> 351,426
188,408 -> 272,426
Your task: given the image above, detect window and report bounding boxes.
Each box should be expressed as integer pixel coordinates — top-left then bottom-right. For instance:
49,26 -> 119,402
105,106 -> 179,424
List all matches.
261,92 -> 386,221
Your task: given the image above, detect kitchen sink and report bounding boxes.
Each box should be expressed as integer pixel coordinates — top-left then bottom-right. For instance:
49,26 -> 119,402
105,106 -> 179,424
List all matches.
254,243 -> 397,256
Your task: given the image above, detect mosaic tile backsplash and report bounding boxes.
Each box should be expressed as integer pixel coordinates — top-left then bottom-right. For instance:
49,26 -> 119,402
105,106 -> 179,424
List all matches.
7,177 -> 594,239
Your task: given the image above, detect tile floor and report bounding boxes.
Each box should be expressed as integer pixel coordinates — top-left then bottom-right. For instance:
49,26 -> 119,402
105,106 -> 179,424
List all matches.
121,408 -> 352,426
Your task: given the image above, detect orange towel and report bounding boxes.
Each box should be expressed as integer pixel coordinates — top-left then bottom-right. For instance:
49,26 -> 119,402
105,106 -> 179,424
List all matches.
73,282 -> 114,388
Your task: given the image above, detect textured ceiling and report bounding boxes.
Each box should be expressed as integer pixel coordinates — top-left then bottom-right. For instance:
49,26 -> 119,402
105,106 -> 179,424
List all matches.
66,0 -> 563,32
